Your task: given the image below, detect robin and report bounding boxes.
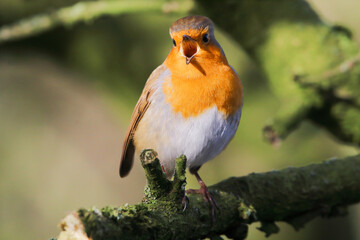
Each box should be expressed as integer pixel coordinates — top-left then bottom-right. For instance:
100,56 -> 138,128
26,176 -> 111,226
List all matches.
119,15 -> 243,218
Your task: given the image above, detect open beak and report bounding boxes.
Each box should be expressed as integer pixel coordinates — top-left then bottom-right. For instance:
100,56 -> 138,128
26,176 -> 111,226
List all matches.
181,35 -> 199,65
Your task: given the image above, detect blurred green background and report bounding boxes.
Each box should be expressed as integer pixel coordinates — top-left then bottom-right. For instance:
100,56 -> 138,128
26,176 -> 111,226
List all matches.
0,0 -> 359,239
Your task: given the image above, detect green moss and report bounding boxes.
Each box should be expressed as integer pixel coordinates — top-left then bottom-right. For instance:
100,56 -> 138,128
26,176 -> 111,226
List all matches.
238,201 -> 256,221
332,103 -> 360,144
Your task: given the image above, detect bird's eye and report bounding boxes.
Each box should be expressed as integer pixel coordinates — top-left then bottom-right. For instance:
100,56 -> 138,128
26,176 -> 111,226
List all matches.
202,34 -> 209,43
172,39 -> 176,47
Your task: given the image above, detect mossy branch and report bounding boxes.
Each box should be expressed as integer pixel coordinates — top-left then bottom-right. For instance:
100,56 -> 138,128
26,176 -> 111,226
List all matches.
0,0 -> 193,44
140,149 -> 187,205
58,153 -> 360,240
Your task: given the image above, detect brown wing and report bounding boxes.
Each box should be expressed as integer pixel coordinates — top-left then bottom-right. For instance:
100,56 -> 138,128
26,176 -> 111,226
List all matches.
119,64 -> 167,177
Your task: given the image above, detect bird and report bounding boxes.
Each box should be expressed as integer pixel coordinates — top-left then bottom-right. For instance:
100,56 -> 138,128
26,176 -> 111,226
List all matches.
119,15 -> 243,218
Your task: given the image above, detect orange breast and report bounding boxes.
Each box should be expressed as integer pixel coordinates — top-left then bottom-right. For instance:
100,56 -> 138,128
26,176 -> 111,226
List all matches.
163,58 -> 243,118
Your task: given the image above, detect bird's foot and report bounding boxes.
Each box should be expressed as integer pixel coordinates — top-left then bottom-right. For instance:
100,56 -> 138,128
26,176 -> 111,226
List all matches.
182,195 -> 189,212
186,183 -> 219,223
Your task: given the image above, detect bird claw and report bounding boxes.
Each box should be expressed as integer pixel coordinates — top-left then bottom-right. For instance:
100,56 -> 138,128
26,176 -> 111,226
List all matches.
186,185 -> 218,223
182,195 -> 189,212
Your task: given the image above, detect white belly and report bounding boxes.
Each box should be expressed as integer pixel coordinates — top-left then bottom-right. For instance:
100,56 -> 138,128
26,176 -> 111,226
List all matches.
134,78 -> 241,178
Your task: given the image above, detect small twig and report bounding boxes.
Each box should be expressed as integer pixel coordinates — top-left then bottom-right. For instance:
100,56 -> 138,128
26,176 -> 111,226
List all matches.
170,154 -> 187,201
140,149 -> 187,205
294,52 -> 360,87
140,149 -> 172,200
0,0 -> 194,44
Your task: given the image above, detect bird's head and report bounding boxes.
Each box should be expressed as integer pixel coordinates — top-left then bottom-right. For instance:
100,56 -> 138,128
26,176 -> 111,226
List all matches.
167,16 -> 226,67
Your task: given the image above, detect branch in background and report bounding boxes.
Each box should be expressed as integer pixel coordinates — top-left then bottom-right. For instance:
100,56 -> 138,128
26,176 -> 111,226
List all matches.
3,0 -> 359,147
0,0 -> 193,44
196,0 -> 360,147
294,52 -> 360,88
57,152 -> 360,240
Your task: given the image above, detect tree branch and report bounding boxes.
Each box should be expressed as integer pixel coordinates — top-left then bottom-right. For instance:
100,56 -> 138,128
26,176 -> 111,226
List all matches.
0,0 -> 193,44
196,0 -> 360,147
294,52 -> 360,88
57,153 -> 360,240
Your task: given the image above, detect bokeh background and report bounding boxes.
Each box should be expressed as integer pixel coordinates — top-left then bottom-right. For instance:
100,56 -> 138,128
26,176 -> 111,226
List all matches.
0,0 -> 360,239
